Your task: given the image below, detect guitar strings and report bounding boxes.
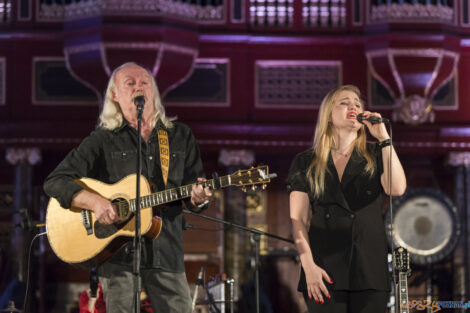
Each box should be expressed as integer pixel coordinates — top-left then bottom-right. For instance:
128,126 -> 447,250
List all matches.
112,178 -> 219,212
110,171 -> 258,213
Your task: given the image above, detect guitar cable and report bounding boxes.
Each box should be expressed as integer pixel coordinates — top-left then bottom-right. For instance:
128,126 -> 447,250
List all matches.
23,230 -> 47,313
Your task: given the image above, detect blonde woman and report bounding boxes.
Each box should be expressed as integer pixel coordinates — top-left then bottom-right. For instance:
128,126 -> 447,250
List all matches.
288,85 -> 406,313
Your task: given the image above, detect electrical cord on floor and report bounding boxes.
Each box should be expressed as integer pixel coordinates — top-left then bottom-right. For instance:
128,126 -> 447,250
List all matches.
23,231 -> 46,313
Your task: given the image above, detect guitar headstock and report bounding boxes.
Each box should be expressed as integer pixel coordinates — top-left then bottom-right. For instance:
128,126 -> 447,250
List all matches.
230,165 -> 276,191
393,247 -> 411,276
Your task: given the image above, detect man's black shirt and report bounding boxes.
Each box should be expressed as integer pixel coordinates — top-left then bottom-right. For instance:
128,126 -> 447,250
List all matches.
44,119 -> 205,272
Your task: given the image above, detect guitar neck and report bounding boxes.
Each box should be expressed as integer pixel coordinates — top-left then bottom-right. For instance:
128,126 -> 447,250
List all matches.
128,175 -> 231,211
398,272 -> 409,313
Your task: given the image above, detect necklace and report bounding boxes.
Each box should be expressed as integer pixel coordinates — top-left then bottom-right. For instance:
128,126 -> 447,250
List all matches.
332,149 -> 350,157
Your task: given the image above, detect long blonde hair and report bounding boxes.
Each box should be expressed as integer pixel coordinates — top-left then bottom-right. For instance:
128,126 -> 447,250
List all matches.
307,85 -> 375,198
99,62 -> 176,130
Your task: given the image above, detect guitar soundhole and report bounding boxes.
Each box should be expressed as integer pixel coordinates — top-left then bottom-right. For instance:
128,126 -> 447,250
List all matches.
113,198 -> 131,220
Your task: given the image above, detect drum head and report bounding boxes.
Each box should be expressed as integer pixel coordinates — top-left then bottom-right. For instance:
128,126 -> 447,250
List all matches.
385,188 -> 461,265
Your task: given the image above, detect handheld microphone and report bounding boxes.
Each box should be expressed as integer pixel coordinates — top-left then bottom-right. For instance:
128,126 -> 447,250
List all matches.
357,113 -> 389,124
133,95 -> 145,108
192,265 -> 206,310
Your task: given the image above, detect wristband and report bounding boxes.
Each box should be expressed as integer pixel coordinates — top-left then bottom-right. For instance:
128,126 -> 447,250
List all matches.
197,200 -> 210,208
378,139 -> 391,149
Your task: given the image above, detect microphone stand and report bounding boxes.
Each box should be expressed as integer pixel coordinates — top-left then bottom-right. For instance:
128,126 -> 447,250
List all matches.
183,209 -> 294,313
368,119 -> 401,313
133,97 -> 145,313
385,122 -> 399,313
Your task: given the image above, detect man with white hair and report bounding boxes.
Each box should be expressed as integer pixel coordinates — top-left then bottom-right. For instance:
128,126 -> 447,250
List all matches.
44,62 -> 212,313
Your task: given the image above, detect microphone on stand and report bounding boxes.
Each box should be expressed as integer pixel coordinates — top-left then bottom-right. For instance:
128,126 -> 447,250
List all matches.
134,95 -> 145,109
357,113 -> 389,124
192,265 -> 206,311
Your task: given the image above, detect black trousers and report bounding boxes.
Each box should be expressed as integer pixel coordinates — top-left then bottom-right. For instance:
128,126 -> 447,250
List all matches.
302,289 -> 389,313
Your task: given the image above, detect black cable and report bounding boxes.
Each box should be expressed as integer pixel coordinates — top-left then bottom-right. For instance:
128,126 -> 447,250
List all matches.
204,279 -> 221,313
202,266 -> 222,313
23,231 -> 47,313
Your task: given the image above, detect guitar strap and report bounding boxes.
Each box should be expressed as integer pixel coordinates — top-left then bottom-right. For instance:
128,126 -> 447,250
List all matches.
157,128 -> 170,186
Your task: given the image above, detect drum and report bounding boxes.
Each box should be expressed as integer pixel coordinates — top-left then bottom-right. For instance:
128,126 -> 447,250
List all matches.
385,188 -> 461,265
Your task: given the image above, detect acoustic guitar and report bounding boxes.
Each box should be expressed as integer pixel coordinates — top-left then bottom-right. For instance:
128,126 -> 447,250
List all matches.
46,165 -> 275,268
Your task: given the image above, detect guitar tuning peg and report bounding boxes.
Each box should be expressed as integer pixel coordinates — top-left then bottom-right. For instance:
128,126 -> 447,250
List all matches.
262,184 -> 267,190
251,185 -> 257,191
242,187 -> 247,192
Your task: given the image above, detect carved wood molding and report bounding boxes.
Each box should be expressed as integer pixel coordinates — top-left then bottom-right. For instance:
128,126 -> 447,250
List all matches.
368,3 -> 455,24
37,0 -> 224,23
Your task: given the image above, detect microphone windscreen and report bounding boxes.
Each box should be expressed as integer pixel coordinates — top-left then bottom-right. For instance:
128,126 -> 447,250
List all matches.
134,95 -> 145,107
356,113 -> 366,123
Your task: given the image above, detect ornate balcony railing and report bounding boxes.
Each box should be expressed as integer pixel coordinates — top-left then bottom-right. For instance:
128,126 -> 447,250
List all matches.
369,0 -> 455,24
249,0 -> 346,28
38,0 -> 224,23
302,0 -> 346,28
0,0 -> 12,24
249,0 -> 294,27
31,0 -> 466,29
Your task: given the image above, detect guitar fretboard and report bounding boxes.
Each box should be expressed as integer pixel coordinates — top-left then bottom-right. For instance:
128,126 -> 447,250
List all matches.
399,272 -> 409,313
127,175 -> 232,211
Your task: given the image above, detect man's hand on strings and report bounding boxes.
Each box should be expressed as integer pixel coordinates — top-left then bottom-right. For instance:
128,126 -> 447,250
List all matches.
190,177 -> 212,207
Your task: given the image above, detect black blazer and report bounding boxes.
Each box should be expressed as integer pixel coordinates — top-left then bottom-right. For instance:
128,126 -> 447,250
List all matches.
287,143 -> 390,291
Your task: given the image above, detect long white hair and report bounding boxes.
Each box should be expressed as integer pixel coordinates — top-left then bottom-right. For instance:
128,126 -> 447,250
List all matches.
99,62 -> 176,130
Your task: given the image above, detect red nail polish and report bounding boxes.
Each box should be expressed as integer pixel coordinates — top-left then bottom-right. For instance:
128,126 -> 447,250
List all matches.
330,280 -> 334,283
327,295 -> 331,299
315,299 -> 318,303
308,295 -> 311,300
320,300 -> 324,304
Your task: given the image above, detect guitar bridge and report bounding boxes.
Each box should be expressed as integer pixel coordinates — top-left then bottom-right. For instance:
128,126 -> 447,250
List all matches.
81,209 -> 93,235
